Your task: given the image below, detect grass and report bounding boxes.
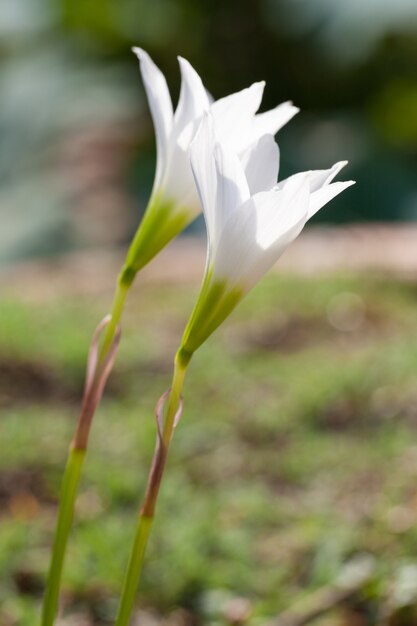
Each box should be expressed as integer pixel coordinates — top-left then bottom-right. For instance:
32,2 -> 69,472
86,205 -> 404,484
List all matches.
2,271 -> 417,624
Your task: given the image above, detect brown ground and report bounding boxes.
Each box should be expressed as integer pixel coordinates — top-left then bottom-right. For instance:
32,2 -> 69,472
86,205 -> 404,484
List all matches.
2,225 -> 417,301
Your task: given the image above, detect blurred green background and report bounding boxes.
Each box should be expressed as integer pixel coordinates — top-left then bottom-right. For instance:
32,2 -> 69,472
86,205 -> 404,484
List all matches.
2,1 -> 417,625
1,0 -> 416,262
5,272 -> 417,625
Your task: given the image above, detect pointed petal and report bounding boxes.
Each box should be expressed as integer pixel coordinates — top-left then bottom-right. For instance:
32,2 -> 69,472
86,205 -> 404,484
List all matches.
210,197 -> 258,284
210,82 -> 265,152
211,81 -> 265,122
174,56 -> 210,148
309,180 -> 355,218
240,134 -> 279,194
254,172 -> 310,250
253,101 -> 299,137
278,161 -> 349,190
205,88 -> 215,105
214,140 -> 251,222
240,175 -> 310,288
191,116 -> 252,261
190,114 -> 218,246
212,173 -> 309,287
307,160 -> 349,192
132,47 -> 173,186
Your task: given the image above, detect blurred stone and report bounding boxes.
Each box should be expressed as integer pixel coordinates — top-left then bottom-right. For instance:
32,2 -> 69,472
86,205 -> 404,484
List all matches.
370,386 -> 402,421
132,609 -> 162,626
56,614 -> 91,626
8,491 -> 39,520
386,506 -> 416,534
223,597 -> 252,625
200,589 -> 234,619
327,292 -> 365,332
163,608 -> 194,626
384,563 -> 417,625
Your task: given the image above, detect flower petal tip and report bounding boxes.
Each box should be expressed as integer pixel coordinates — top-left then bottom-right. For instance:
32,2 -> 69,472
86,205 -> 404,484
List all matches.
284,100 -> 299,111
326,161 -> 350,181
249,80 -> 266,95
177,55 -> 202,78
177,55 -> 189,68
132,46 -> 146,60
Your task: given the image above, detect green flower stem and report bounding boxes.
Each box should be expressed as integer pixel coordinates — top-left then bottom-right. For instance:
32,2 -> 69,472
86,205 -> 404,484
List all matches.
42,315 -> 121,626
101,191 -> 195,363
100,280 -> 130,362
42,192 -> 193,626
41,447 -> 86,626
41,281 -> 128,626
115,354 -> 189,626
114,515 -> 154,626
100,195 -> 191,363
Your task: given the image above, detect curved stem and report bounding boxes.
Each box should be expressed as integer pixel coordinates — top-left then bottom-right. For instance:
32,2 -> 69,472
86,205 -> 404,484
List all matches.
115,355 -> 188,626
41,318 -> 121,626
42,192 -> 183,625
41,448 -> 85,626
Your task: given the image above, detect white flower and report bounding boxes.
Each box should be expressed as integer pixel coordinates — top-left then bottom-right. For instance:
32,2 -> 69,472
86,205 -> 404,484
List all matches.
177,114 -> 355,362
122,48 -> 299,277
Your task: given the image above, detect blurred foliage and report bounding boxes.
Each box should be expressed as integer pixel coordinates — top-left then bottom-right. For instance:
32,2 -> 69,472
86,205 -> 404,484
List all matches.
0,0 -> 416,256
372,80 -> 417,148
3,272 -> 417,623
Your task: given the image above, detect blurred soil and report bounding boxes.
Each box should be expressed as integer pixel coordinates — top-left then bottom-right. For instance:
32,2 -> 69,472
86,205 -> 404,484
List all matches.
2,226 -> 417,625
2,225 -> 417,302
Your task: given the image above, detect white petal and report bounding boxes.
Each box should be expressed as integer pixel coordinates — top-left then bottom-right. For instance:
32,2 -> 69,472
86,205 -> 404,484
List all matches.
277,161 -> 349,192
240,135 -> 279,195
214,141 -> 250,220
160,56 -> 210,205
205,88 -> 215,105
309,180 -> 355,218
161,143 -> 201,213
132,47 -> 173,187
210,82 -> 265,152
210,197 -> 257,284
191,118 -> 252,263
212,173 -> 309,287
246,197 -> 309,288
253,101 -> 299,137
211,81 -> 265,122
306,160 -> 348,192
174,56 -> 210,149
254,172 -> 310,250
190,114 -> 218,247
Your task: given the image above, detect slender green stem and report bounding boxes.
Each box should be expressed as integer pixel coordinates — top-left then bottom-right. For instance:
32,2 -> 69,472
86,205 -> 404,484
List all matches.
100,191 -> 185,364
41,447 -> 86,626
42,192 -> 187,625
41,204 -> 155,625
115,355 -> 189,626
100,280 -> 129,362
42,313 -> 121,625
41,276 -> 130,624
161,355 -> 187,446
113,515 -> 154,626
